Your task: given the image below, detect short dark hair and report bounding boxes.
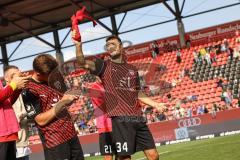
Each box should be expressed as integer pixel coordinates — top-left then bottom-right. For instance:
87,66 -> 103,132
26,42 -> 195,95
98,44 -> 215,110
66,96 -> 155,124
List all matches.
33,54 -> 58,75
106,35 -> 122,44
3,65 -> 18,75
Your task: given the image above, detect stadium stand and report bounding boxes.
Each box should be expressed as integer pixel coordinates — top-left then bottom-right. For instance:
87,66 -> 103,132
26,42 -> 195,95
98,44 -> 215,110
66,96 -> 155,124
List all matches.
26,24 -> 240,147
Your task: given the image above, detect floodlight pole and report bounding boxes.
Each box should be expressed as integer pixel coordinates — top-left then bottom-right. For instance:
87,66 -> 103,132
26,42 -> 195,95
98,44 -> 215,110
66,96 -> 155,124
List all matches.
174,0 -> 186,48
53,29 -> 64,66
0,43 -> 9,68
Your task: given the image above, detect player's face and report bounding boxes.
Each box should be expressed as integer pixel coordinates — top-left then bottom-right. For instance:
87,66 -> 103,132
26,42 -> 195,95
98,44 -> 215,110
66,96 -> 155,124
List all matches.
106,39 -> 122,58
4,68 -> 21,83
36,72 -> 49,82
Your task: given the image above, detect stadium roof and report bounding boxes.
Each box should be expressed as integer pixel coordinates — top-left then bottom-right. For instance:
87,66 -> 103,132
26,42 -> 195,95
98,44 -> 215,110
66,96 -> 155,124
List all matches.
0,0 -> 239,69
0,0 -> 165,44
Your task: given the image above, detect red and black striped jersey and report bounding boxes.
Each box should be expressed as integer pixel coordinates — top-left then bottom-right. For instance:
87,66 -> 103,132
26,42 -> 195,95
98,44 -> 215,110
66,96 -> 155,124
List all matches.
22,79 -> 76,148
91,59 -> 142,117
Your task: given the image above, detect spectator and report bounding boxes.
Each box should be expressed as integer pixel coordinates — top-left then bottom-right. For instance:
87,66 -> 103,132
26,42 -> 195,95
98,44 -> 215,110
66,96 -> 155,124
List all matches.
222,89 -> 232,106
197,105 -> 204,115
151,40 -> 160,58
205,52 -> 211,65
179,70 -> 185,79
217,78 -> 223,88
233,46 -> 240,59
186,106 -> 192,118
210,49 -> 217,63
158,64 -> 167,72
221,42 -> 227,52
166,93 -> 172,101
200,47 -> 207,62
171,78 -> 181,87
193,50 -> 198,63
228,46 -> 234,60
223,39 -> 229,51
173,108 -> 181,119
203,105 -> 209,114
176,49 -> 182,63
179,107 -> 185,118
221,43 -> 227,52
211,103 -> 218,118
186,95 -> 198,102
236,30 -> 240,43
191,95 -> 198,101
215,44 -> 221,55
184,68 -> 190,77
0,66 -> 29,160
175,99 -> 181,109
157,111 -> 167,121
192,106 -> 197,116
198,52 -> 203,64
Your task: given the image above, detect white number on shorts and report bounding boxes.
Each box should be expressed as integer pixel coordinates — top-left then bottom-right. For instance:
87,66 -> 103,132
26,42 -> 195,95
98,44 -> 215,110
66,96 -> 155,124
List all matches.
104,145 -> 112,153
116,142 -> 128,152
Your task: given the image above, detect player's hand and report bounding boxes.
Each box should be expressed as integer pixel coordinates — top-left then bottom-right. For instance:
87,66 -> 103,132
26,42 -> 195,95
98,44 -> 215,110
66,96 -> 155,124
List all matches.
11,75 -> 31,89
71,30 -> 81,46
60,94 -> 79,106
155,103 -> 166,112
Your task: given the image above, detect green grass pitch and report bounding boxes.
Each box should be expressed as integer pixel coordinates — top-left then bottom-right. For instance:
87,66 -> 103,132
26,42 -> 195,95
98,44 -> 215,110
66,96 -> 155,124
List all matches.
86,134 -> 240,160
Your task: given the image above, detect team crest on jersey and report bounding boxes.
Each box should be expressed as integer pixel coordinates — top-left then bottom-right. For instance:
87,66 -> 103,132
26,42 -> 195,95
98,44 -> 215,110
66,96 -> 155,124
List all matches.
129,70 -> 135,76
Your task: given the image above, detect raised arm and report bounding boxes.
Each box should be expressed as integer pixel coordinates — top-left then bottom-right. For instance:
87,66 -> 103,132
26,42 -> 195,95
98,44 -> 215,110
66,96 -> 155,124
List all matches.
72,31 -> 96,72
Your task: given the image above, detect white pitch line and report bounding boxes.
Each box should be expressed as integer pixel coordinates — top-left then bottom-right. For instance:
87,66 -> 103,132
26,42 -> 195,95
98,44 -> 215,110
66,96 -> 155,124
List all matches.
136,151 -> 170,160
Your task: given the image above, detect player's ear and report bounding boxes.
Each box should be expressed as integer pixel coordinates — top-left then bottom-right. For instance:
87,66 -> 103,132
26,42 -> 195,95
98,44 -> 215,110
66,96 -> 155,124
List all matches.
36,72 -> 41,77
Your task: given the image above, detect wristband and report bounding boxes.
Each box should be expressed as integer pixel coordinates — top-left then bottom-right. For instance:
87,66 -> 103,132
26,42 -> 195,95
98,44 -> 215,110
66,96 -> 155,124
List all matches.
9,82 -> 17,91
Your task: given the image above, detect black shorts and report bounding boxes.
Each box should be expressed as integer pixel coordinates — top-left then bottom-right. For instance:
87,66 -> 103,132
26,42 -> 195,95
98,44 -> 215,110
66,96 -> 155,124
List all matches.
43,135 -> 84,160
0,141 -> 16,160
111,116 -> 156,156
99,132 -> 115,155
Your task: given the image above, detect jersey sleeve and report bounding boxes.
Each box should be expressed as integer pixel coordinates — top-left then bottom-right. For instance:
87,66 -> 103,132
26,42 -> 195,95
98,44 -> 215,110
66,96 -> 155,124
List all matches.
90,58 -> 106,77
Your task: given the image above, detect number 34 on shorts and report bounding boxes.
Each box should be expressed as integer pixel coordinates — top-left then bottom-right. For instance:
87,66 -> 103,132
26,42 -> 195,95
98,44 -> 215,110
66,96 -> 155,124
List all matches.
116,142 -> 128,153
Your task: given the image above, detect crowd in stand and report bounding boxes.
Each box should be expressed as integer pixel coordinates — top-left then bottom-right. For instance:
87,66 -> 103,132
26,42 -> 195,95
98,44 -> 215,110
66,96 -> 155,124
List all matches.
140,32 -> 240,124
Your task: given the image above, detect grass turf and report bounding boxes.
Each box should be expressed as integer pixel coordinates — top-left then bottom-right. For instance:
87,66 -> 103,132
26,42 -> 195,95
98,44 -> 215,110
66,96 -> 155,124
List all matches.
85,134 -> 240,160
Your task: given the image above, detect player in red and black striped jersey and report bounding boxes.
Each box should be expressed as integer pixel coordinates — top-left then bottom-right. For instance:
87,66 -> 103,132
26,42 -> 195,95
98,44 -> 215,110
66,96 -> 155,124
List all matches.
73,33 -> 165,160
21,54 -> 84,160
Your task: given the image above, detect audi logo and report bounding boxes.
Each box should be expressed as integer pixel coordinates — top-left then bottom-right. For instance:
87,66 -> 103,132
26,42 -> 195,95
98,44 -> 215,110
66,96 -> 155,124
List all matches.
178,117 -> 201,128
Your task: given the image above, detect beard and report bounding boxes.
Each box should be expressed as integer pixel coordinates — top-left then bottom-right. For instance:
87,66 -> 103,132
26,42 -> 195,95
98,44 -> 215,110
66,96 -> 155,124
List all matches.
110,53 -> 122,60
109,50 -> 121,59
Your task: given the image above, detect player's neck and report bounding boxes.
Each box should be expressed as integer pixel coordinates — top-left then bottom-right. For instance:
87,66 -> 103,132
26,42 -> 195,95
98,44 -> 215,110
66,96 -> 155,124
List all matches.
111,54 -> 124,64
32,73 -> 43,83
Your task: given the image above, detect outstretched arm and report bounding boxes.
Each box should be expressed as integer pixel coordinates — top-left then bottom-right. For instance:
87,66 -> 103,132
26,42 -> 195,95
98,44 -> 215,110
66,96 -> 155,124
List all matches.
138,91 -> 165,111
